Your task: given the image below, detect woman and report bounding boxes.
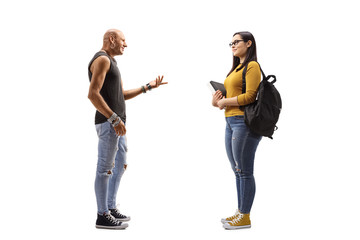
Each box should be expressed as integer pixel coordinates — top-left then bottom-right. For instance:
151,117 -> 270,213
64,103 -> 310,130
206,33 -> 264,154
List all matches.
212,31 -> 262,230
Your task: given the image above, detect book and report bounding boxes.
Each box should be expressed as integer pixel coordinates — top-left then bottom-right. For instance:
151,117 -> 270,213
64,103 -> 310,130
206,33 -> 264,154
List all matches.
208,81 -> 226,97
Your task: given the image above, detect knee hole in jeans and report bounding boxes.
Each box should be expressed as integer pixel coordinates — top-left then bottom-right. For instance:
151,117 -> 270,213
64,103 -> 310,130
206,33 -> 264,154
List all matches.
98,170 -> 112,176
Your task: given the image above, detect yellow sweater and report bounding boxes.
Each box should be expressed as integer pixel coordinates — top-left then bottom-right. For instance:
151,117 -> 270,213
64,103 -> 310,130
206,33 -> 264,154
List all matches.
224,61 -> 261,117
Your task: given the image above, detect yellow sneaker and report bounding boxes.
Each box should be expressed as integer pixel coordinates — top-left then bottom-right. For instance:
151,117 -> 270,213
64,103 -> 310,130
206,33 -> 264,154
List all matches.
221,209 -> 241,224
223,213 -> 251,230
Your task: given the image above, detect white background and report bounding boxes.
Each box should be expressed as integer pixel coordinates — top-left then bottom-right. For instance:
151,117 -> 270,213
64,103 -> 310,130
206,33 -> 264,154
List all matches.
1,0 -> 360,239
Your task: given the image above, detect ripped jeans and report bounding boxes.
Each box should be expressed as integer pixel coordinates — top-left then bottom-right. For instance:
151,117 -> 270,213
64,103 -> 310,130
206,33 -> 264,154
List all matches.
95,122 -> 127,214
225,116 -> 261,214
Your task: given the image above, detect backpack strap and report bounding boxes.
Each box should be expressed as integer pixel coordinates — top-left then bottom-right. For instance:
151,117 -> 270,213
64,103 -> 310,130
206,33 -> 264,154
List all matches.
242,62 -> 267,94
240,62 -> 266,111
239,64 -> 249,111
241,64 -> 249,94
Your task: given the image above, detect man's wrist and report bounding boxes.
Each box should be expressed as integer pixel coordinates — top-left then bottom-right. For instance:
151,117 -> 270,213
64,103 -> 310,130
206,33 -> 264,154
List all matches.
112,117 -> 122,127
107,112 -> 118,123
146,83 -> 152,91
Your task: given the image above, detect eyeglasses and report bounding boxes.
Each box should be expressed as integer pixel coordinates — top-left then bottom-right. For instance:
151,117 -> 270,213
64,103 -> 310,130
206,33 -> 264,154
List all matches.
229,39 -> 245,47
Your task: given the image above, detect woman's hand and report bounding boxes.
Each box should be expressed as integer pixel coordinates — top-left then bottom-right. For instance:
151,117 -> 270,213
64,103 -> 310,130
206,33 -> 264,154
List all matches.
217,97 -> 226,110
212,90 -> 223,107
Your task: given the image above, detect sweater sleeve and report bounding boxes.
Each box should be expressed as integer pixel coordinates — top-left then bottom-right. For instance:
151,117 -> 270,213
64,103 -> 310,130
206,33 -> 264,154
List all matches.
237,61 -> 261,106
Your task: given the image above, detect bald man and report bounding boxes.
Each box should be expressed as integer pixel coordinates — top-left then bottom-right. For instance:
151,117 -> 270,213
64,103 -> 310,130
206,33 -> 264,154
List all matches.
88,29 -> 167,229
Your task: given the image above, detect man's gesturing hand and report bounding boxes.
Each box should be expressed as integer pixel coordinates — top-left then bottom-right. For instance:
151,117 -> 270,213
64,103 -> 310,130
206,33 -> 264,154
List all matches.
149,75 -> 168,89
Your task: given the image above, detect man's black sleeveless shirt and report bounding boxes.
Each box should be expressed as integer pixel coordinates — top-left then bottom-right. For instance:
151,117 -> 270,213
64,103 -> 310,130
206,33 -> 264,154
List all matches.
88,51 -> 126,124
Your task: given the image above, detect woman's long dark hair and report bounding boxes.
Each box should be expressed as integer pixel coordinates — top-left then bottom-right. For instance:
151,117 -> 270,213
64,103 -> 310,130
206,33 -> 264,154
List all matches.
227,31 -> 257,77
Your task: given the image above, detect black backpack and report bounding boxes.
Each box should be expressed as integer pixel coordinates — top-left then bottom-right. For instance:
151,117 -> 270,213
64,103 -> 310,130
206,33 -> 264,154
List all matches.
241,63 -> 282,139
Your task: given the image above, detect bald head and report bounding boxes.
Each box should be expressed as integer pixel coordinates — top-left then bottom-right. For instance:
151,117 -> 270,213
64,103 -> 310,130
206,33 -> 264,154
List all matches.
103,29 -> 122,42
102,29 -> 127,57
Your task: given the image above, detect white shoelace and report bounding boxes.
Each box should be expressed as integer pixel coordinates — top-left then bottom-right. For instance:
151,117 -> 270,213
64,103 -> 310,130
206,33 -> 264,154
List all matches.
231,214 -> 244,224
228,209 -> 240,220
105,213 -> 119,224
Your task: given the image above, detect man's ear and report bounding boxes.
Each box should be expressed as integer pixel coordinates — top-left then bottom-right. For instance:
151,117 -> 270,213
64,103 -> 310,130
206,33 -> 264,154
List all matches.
109,34 -> 116,44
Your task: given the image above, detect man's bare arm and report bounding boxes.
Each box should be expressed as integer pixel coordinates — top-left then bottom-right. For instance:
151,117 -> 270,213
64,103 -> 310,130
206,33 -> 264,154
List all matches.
88,56 -> 126,136
123,75 -> 167,100
88,56 -> 113,118
123,85 -> 143,100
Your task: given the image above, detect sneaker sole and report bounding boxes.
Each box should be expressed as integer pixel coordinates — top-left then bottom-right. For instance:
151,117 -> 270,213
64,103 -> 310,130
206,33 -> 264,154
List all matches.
96,223 -> 128,230
223,224 -> 251,230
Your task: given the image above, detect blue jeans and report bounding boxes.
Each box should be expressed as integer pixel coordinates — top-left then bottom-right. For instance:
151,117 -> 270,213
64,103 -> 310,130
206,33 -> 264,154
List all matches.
95,122 -> 127,214
225,116 -> 261,214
